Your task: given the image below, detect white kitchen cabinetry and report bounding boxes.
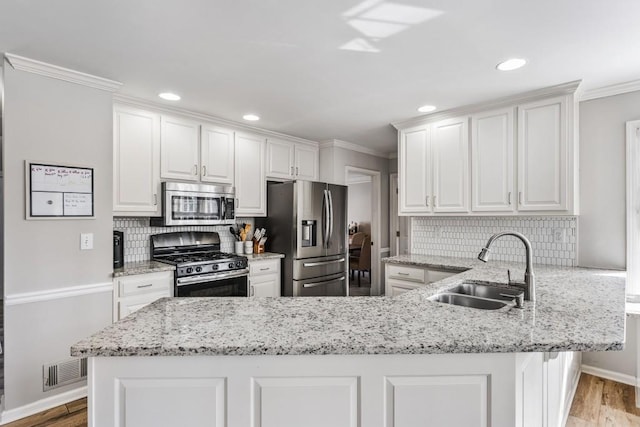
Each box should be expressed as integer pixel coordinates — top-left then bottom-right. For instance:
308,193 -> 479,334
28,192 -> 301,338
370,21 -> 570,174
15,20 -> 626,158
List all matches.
384,264 -> 461,296
471,108 -> 515,212
432,117 -> 469,213
160,115 -> 200,181
517,96 -> 569,212
113,105 -> 161,216
200,124 -> 234,185
399,117 -> 469,214
235,133 -> 267,216
113,271 -> 173,321
266,138 -> 319,181
248,258 -> 281,297
396,83 -> 579,216
544,351 -> 581,427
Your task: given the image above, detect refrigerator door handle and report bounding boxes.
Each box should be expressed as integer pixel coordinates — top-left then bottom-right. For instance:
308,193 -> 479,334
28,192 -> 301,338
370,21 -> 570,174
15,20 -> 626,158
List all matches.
303,257 -> 345,267
328,190 -> 334,245
322,189 -> 330,248
303,275 -> 345,288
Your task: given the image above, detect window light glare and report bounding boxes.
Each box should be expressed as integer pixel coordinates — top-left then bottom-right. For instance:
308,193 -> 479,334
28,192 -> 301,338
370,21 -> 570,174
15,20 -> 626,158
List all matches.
496,58 -> 527,71
243,114 -> 260,121
158,92 -> 181,101
417,105 -> 436,113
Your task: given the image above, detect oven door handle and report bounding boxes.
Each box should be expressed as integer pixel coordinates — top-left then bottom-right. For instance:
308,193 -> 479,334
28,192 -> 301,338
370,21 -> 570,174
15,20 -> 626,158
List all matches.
176,268 -> 249,286
303,275 -> 345,288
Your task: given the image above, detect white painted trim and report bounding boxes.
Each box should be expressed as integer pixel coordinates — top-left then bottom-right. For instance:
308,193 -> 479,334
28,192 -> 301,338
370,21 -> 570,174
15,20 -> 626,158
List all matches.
5,282 -> 113,306
581,364 -> 637,387
380,247 -> 390,254
0,385 -> 87,424
4,53 -> 122,92
392,80 -> 581,130
627,120 -> 640,297
345,166 -> 382,296
113,94 -> 319,148
322,139 -> 392,159
346,175 -> 372,185
562,364 -> 581,427
581,79 -> 640,101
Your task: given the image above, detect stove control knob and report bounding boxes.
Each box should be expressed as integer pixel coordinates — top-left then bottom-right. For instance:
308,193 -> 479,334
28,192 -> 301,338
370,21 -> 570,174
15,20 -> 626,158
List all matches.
236,261 -> 243,268
186,267 -> 193,274
212,264 -> 219,270
195,266 -> 202,273
228,263 -> 234,269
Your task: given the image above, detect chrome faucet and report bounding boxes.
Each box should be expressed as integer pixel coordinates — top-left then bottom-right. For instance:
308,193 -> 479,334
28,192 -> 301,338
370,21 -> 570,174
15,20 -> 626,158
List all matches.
478,231 -> 535,302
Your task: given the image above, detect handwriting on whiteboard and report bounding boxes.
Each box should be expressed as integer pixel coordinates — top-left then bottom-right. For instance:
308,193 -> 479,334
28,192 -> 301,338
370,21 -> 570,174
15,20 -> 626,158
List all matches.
31,165 -> 92,193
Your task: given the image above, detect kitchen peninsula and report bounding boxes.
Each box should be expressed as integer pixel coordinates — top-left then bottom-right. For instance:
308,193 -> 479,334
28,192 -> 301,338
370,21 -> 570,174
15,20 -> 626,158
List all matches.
72,256 -> 625,427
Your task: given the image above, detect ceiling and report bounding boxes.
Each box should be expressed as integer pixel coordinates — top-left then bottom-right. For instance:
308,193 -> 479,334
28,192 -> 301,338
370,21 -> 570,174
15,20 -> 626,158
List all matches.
1,0 -> 639,154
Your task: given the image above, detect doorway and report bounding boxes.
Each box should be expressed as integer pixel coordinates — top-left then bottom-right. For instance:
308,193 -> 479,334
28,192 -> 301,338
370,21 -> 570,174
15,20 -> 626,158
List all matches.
390,173 -> 409,257
345,166 -> 381,296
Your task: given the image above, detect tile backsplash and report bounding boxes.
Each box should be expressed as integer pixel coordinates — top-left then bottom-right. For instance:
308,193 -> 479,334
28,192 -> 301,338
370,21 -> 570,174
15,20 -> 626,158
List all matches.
114,217 -> 253,263
411,216 -> 577,267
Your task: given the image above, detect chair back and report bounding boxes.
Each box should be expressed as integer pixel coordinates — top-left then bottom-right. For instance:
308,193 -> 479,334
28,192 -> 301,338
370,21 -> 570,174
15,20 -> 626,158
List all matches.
358,235 -> 371,270
351,232 -> 366,247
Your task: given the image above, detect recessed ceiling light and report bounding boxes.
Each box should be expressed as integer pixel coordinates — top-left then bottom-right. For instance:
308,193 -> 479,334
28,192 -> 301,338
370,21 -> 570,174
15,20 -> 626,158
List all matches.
417,105 -> 436,113
496,58 -> 527,71
158,92 -> 181,101
243,114 -> 260,121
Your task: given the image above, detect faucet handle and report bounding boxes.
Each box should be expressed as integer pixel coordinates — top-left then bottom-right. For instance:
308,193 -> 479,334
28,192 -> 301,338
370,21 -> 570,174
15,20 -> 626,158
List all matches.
500,292 -> 524,308
507,269 -> 511,284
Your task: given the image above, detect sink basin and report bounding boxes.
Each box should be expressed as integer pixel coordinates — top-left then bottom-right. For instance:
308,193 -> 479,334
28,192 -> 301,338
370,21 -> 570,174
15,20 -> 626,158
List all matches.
446,282 -> 524,301
428,293 -> 508,310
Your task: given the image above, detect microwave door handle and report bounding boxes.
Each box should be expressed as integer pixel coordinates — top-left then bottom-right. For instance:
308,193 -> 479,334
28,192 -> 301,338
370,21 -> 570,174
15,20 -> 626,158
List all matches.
220,197 -> 225,220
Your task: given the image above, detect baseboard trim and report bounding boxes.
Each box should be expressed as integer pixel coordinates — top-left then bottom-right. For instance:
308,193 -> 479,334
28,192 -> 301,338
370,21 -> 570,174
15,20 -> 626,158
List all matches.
5,282 -> 113,306
581,364 -> 637,386
0,385 -> 87,425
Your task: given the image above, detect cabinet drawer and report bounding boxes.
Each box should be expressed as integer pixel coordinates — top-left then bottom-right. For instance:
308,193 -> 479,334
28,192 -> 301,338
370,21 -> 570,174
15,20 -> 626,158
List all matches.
117,271 -> 173,297
249,259 -> 280,276
118,291 -> 169,319
387,265 -> 425,283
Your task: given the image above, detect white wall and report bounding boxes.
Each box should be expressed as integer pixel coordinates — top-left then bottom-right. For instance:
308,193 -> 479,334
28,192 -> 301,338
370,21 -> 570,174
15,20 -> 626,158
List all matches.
347,181 -> 372,235
577,90 -> 640,378
2,60 -> 113,410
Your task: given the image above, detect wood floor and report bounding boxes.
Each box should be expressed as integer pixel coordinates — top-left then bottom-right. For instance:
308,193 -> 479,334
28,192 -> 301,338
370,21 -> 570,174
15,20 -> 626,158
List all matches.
4,373 -> 640,426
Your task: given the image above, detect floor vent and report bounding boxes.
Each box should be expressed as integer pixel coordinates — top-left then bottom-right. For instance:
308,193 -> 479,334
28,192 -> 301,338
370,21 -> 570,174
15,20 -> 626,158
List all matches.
43,357 -> 87,391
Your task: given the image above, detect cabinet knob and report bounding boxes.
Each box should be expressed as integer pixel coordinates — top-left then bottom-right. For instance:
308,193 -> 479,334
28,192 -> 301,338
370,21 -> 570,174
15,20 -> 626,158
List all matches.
296,166 -> 299,175
202,165 -> 207,176
426,196 -> 429,207
153,194 -> 158,206
518,191 -> 523,205
508,192 -> 511,205
290,166 -> 294,176
193,164 -> 198,175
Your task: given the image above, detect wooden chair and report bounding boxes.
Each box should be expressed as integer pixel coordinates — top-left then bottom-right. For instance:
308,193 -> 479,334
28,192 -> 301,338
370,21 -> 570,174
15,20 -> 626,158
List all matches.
349,234 -> 371,286
349,232 -> 366,258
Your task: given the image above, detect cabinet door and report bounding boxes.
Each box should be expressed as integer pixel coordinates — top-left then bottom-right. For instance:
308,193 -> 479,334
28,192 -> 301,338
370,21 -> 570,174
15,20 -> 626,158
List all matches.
160,116 -> 200,181
201,125 -> 234,185
517,96 -> 567,211
385,278 -> 422,297
250,274 -> 281,297
432,117 -> 469,213
113,106 -> 161,216
471,109 -> 515,212
266,138 -> 294,180
295,144 -> 319,180
235,133 -> 266,216
399,126 -> 431,214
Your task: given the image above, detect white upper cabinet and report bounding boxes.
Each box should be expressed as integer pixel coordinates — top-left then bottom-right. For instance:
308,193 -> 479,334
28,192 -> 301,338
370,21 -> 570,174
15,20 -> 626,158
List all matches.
235,133 -> 266,216
396,82 -> 578,216
471,108 -> 515,212
266,138 -> 319,181
201,124 -> 234,185
160,115 -> 200,181
431,117 -> 469,213
517,96 -> 568,212
399,126 -> 431,214
113,105 -> 161,216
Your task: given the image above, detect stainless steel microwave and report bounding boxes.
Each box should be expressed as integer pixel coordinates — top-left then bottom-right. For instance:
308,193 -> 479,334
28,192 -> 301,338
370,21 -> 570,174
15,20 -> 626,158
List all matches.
151,182 -> 235,226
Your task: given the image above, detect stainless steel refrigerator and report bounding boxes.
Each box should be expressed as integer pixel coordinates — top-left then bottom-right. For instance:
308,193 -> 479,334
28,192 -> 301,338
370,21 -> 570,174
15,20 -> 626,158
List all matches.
257,181 -> 348,296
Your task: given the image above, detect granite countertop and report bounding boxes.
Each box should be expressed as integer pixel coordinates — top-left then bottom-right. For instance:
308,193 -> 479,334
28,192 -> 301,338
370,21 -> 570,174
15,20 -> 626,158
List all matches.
76,255 -> 625,357
113,261 -> 176,277
245,252 -> 285,261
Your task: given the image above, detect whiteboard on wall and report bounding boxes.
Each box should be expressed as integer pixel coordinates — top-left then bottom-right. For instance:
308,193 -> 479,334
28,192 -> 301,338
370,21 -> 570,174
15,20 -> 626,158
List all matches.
26,162 -> 95,219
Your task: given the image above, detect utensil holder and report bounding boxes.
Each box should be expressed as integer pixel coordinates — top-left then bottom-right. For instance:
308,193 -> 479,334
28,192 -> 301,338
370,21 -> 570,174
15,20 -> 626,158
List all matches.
244,241 -> 253,255
235,241 -> 244,255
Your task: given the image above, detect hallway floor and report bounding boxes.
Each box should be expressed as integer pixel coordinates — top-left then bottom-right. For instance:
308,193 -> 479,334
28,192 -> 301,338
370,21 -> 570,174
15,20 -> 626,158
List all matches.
348,271 -> 371,296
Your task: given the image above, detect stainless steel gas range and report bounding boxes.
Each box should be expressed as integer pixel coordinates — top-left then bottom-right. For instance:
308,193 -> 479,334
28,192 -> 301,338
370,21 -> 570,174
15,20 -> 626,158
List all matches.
151,231 -> 248,297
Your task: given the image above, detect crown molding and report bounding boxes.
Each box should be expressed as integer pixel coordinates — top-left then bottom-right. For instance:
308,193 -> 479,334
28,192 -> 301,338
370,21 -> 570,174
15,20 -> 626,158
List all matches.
392,80 -> 582,130
580,79 -> 640,101
4,53 -> 122,92
113,93 -> 319,147
320,139 -> 394,159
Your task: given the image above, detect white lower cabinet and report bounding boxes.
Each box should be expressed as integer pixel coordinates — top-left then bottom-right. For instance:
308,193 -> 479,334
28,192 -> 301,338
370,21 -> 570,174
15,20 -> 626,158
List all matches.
90,351 -> 580,427
384,263 -> 461,296
113,271 -> 173,321
248,258 -> 281,297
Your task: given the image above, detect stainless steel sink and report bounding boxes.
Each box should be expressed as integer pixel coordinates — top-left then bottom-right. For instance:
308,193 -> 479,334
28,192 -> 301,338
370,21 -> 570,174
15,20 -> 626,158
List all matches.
445,282 -> 524,302
428,293 -> 508,310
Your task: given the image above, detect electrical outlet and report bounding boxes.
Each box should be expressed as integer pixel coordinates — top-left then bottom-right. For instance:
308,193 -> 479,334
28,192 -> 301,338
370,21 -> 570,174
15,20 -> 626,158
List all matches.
553,229 -> 566,243
80,233 -> 93,250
